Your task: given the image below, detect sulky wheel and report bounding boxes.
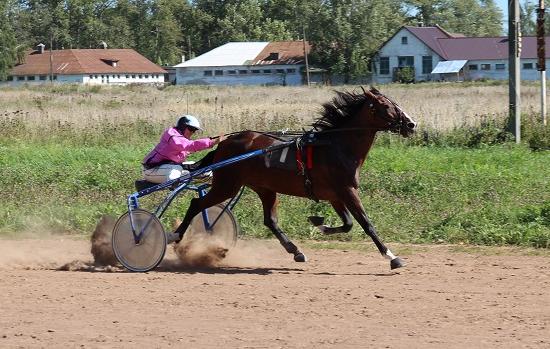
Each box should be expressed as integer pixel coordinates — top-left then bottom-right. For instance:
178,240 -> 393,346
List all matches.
185,204 -> 239,248
112,208 -> 167,272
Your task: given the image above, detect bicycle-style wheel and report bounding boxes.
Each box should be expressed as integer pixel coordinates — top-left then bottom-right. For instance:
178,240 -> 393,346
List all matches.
112,209 -> 167,272
185,204 -> 239,247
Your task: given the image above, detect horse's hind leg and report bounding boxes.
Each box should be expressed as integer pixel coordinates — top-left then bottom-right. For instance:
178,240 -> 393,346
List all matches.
309,200 -> 353,235
254,188 -> 307,262
339,187 -> 405,270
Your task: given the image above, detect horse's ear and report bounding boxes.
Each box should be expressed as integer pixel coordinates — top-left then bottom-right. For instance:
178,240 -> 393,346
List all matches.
369,86 -> 381,95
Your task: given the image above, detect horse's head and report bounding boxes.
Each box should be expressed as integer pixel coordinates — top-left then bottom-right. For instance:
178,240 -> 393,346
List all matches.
363,87 -> 417,137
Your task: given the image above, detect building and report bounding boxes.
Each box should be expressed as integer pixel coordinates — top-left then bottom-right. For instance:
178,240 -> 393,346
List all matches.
5,45 -> 166,85
174,41 -> 312,86
372,25 -> 550,83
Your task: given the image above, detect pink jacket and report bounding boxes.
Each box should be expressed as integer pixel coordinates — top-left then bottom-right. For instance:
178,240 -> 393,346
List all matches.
143,127 -> 214,166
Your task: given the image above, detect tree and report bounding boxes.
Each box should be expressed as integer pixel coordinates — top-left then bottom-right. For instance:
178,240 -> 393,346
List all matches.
404,0 -> 503,36
520,0 -> 537,35
0,0 -> 17,80
309,0 -> 406,82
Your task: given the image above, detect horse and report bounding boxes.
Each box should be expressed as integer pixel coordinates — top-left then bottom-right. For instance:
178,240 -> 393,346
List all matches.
174,87 -> 417,269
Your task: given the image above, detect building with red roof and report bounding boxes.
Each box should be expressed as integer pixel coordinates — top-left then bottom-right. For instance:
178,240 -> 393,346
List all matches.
174,41 -> 318,86
373,25 -> 550,83
5,45 -> 166,85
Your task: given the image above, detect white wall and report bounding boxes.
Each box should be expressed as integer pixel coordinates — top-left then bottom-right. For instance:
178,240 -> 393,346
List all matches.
464,59 -> 550,81
176,64 -> 304,86
374,28 -> 443,84
3,73 -> 164,86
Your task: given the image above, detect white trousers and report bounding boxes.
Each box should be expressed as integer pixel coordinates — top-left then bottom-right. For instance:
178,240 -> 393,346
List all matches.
142,164 -> 190,184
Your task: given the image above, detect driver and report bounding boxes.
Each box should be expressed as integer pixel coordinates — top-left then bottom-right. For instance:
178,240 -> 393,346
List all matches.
142,114 -> 225,183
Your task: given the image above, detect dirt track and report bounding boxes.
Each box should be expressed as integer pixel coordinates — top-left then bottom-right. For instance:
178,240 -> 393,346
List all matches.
0,237 -> 549,348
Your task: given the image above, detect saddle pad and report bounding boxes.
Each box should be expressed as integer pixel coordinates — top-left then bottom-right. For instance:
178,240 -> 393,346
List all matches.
264,145 -> 299,172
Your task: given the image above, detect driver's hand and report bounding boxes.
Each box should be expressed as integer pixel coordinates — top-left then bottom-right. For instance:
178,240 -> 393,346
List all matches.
213,134 -> 226,145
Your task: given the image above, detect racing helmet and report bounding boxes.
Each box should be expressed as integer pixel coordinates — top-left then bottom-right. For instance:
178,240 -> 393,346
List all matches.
176,114 -> 202,131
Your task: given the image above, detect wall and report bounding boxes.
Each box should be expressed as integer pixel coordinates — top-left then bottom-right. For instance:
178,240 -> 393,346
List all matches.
176,64 -> 303,86
3,73 -> 164,86
464,59 -> 550,81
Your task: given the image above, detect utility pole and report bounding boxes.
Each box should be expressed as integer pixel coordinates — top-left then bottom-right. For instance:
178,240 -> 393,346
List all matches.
302,25 -> 310,87
49,32 -> 53,84
509,0 -> 521,143
538,0 -> 547,126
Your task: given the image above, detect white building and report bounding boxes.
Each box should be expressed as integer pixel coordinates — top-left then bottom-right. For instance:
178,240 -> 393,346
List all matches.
5,45 -> 166,86
175,41 -> 311,86
373,25 -> 550,83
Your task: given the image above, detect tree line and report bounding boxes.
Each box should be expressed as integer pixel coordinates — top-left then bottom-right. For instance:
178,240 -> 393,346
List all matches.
0,0 -> 510,82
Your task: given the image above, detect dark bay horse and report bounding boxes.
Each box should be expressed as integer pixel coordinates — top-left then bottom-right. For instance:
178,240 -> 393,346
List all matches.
175,87 -> 417,269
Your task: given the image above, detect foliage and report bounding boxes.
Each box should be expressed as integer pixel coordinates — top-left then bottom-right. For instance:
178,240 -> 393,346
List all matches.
2,0 -> 505,76
0,0 -> 17,80
403,0 -> 503,36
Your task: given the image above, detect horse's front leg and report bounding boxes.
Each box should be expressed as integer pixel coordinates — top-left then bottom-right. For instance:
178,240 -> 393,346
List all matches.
339,187 -> 406,270
254,188 -> 307,262
309,200 -> 353,235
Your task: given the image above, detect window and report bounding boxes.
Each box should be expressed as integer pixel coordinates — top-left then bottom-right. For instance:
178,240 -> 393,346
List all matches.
126,75 -> 130,78
145,74 -> 149,78
398,56 -> 414,67
276,69 -> 285,74
95,75 -> 98,78
523,63 -> 534,69
203,70 -> 212,76
227,70 -> 237,75
39,75 -> 47,81
481,64 -> 491,70
379,57 -> 390,75
138,75 -> 143,79
263,69 -> 272,74
27,76 -> 35,81
422,56 -> 432,74
17,76 -> 25,81
117,75 -> 121,78
401,36 -> 408,45
286,68 -> 296,73
7,76 -> 13,81
53,76 -> 57,80
495,64 -> 505,70
131,74 -> 136,78
89,75 -> 93,79
252,70 -> 261,74
239,70 -> 248,74
468,64 -> 478,70
101,75 -> 105,78
215,70 -> 223,76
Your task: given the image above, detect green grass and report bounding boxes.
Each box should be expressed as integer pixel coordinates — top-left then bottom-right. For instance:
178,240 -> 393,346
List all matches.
1,140 -> 548,248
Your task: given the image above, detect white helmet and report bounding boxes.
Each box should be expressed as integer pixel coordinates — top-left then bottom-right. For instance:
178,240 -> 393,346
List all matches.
176,114 -> 202,130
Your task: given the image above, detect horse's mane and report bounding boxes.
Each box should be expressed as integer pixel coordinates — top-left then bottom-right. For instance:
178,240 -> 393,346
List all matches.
312,90 -> 372,131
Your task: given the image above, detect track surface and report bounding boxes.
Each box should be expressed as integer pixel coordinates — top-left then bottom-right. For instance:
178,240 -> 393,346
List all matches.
0,237 -> 549,348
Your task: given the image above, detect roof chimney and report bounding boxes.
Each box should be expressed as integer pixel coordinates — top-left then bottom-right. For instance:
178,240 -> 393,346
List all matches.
418,21 -> 424,27
99,41 -> 107,49
37,43 -> 45,54
181,54 -> 185,63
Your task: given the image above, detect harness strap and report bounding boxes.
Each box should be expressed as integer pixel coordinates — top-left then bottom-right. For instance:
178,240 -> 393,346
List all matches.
296,140 -> 318,202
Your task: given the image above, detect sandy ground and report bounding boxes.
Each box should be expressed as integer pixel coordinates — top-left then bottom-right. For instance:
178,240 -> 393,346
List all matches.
0,236 -> 549,349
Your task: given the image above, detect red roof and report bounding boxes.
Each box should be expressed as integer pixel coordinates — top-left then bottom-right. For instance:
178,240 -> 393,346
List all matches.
439,36 -> 550,60
11,49 -> 166,76
251,41 -> 310,65
405,25 -> 456,58
402,26 -> 550,60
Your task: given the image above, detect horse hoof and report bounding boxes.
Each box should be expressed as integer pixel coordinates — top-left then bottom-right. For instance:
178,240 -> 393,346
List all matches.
390,257 -> 406,270
294,253 -> 307,262
308,216 -> 324,226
